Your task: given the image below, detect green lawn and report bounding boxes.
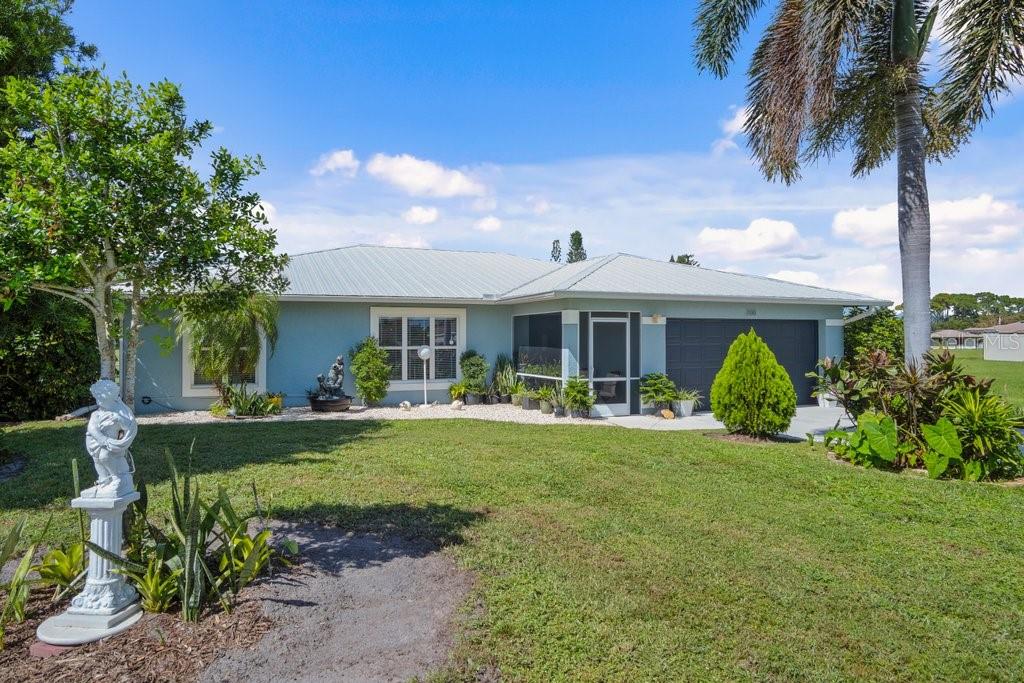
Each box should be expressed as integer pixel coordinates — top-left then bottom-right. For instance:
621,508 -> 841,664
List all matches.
3,418 -> 1024,681
953,348 -> 1024,408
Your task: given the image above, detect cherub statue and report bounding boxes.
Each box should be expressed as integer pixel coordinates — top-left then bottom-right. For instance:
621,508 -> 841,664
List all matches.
82,379 -> 137,499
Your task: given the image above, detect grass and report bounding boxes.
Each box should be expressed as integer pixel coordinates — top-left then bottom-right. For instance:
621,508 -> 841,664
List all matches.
3,418 -> 1024,681
952,348 -> 1024,408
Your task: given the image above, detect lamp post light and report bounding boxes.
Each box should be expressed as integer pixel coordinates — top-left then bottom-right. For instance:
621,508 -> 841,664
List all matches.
417,346 -> 432,407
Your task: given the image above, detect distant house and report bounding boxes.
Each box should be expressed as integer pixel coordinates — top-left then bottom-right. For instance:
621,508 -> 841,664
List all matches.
930,329 -> 983,349
966,321 -> 1024,362
130,246 -> 886,416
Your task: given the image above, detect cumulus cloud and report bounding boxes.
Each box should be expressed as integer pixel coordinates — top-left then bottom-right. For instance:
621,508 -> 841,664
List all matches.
527,195 -> 551,215
474,215 -> 502,232
697,218 -> 809,260
366,153 -> 486,197
380,232 -> 430,248
712,106 -> 748,156
310,149 -> 360,177
833,194 -> 1022,248
257,200 -> 277,221
401,205 -> 439,225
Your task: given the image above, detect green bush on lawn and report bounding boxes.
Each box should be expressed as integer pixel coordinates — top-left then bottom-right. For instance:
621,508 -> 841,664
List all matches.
711,329 -> 796,437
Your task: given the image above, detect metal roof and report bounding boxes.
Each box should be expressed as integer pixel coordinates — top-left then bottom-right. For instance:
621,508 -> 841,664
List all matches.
967,321 -> 1024,334
282,246 -> 887,306
498,253 -> 888,306
282,245 -> 559,300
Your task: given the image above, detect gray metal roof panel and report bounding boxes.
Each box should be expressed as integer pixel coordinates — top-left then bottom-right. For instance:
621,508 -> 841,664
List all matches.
500,253 -> 887,305
283,245 -> 560,299
282,246 -> 886,306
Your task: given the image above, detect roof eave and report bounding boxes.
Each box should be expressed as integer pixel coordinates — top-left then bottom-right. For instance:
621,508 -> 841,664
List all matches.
496,289 -> 889,307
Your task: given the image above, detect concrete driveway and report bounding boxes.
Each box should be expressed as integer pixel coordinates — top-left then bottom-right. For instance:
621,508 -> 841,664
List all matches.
604,405 -> 852,441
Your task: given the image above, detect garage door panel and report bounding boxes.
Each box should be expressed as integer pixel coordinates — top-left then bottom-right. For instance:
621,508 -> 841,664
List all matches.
666,319 -> 818,405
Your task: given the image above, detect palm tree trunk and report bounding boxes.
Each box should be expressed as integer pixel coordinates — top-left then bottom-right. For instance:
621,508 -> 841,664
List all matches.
895,68 -> 932,365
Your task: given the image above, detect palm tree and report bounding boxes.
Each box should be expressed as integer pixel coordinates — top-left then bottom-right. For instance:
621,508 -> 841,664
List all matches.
694,0 -> 1024,364
176,294 -> 279,401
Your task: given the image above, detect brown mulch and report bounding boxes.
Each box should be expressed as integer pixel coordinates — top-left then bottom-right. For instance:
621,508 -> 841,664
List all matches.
704,431 -> 790,445
0,590 -> 272,683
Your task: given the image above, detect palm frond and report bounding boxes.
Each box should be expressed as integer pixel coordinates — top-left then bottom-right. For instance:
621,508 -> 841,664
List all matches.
746,0 -> 812,183
694,0 -> 768,77
935,0 -> 1024,134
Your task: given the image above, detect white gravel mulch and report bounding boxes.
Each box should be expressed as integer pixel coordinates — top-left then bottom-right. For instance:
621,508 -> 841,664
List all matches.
137,402 -> 610,427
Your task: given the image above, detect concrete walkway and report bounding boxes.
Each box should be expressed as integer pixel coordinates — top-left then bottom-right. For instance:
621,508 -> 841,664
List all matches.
604,405 -> 851,441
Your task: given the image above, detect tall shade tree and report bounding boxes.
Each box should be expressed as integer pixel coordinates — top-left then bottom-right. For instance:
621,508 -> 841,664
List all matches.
693,0 -> 1024,363
0,0 -> 95,143
175,294 -> 279,403
0,70 -> 288,405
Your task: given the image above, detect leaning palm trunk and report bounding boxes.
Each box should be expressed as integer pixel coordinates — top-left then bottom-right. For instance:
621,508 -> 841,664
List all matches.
895,68 -> 932,365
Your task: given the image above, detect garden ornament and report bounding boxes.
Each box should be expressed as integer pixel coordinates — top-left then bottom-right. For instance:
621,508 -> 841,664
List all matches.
37,379 -> 142,645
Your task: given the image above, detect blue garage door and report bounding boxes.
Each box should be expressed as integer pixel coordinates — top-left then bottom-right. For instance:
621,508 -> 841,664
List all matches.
665,319 -> 819,405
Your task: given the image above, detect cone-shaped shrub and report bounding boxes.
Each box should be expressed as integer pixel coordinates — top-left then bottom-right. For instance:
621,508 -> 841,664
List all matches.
710,329 -> 797,437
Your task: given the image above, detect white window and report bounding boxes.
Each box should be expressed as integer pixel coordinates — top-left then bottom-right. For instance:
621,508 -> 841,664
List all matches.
180,331 -> 267,398
370,307 -> 466,388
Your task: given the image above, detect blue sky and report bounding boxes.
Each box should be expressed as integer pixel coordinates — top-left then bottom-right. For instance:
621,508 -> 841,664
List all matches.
72,1 -> 1024,301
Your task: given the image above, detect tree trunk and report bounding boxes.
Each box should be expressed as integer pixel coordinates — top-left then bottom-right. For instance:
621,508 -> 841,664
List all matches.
122,279 -> 143,408
895,69 -> 932,365
91,283 -> 117,380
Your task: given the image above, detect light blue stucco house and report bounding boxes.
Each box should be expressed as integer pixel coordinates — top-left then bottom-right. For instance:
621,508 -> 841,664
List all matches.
131,245 -> 887,416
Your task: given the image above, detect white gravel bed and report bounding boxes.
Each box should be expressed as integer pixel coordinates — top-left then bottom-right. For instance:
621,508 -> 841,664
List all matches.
137,402 -> 610,427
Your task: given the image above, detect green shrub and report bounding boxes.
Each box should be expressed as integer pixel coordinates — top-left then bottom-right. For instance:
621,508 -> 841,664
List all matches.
459,350 -> 489,392
640,373 -> 677,409
350,337 -> 392,405
449,381 -> 468,401
214,385 -> 281,417
0,293 -> 98,420
711,330 -> 796,436
563,375 -> 595,415
843,307 -> 904,362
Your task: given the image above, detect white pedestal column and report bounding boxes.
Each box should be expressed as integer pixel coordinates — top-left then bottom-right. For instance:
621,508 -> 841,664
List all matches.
37,492 -> 143,645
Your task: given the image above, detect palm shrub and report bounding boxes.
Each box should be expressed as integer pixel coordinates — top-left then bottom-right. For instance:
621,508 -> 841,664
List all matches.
563,375 -> 595,417
640,373 -> 678,411
349,337 -> 391,405
176,294 -> 279,403
711,330 -> 796,436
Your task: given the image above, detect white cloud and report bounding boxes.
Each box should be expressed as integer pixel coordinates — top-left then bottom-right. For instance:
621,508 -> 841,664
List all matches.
257,200 -> 277,221
697,218 -> 807,260
833,194 -> 1022,248
310,149 -> 360,177
712,106 -> 748,156
767,270 -> 823,286
474,215 -> 502,232
472,196 -> 498,212
380,232 -> 430,248
401,205 -> 439,225
527,195 -> 551,215
366,153 -> 486,197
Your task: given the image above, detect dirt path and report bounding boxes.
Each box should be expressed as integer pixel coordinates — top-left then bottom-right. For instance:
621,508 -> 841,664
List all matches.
201,522 -> 475,683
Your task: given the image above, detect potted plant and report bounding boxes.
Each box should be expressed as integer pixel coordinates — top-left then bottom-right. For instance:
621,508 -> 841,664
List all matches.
673,388 -> 702,417
510,379 -> 527,407
640,372 -> 678,417
563,375 -> 595,418
449,381 -> 468,402
536,385 -> 555,414
551,384 -> 566,417
493,355 -> 516,403
522,389 -> 541,410
460,350 -> 489,404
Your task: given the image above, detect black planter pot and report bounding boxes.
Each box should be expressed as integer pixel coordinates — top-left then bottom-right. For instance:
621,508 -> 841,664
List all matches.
553,405 -> 566,417
501,394 -> 512,404
570,408 -> 590,418
309,396 -> 352,412
483,394 -> 499,405
465,393 -> 482,405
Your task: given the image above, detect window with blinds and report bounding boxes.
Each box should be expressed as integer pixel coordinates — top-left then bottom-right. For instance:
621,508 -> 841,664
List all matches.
377,312 -> 460,381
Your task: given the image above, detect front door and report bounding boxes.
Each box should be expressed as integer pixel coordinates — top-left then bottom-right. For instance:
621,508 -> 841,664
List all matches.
590,317 -> 629,417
